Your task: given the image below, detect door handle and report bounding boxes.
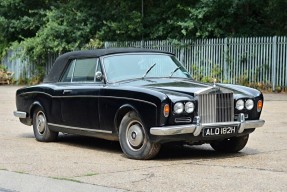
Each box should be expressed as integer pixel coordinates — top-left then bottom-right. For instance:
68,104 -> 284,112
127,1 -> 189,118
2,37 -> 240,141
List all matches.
63,90 -> 72,94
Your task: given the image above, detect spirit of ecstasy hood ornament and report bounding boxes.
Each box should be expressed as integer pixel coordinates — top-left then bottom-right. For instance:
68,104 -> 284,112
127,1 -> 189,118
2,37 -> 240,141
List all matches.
213,78 -> 217,87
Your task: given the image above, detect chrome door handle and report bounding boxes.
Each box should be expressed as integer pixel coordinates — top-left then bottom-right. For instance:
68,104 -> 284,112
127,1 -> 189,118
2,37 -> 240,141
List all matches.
63,90 -> 72,94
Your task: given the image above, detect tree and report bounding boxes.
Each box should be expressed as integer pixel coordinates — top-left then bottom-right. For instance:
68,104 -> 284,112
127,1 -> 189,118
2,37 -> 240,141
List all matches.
0,0 -> 51,48
0,0 -> 286,78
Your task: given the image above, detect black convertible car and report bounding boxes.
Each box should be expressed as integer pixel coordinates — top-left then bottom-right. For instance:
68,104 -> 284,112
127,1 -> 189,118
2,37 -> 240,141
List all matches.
14,48 -> 265,159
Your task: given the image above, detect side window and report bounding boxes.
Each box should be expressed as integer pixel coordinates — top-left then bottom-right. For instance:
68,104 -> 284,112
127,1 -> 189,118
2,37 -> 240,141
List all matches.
61,60 -> 75,82
61,58 -> 97,82
73,58 -> 97,82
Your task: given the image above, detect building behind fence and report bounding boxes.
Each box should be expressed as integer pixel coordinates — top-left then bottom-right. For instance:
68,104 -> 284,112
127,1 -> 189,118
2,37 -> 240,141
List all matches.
2,36 -> 287,90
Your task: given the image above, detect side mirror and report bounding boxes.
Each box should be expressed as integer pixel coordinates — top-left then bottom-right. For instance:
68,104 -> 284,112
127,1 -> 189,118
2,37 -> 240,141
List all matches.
95,71 -> 103,81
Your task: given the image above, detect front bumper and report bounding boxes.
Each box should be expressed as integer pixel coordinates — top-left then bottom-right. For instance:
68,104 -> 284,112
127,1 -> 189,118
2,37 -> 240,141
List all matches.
150,113 -> 265,136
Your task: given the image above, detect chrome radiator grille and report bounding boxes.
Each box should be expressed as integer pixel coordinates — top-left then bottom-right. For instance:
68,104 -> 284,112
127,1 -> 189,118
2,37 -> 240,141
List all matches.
198,93 -> 234,123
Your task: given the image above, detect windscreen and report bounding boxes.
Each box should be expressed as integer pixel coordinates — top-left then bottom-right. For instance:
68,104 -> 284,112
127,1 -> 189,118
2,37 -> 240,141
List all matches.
102,53 -> 191,82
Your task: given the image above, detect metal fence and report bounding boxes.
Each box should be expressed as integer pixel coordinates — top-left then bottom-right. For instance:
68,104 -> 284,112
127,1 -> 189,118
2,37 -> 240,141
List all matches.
105,37 -> 287,90
1,50 -> 34,80
2,36 -> 287,90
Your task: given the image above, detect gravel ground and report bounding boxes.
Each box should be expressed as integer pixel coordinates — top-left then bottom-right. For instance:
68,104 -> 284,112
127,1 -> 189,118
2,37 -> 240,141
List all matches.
0,85 -> 286,192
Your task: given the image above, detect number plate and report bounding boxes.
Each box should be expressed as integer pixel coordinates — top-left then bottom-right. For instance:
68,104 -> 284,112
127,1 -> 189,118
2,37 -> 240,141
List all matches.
203,127 -> 237,137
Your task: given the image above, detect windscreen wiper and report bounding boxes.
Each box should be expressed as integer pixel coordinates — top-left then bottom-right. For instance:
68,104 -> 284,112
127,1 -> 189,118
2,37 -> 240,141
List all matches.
169,67 -> 180,78
142,63 -> 156,79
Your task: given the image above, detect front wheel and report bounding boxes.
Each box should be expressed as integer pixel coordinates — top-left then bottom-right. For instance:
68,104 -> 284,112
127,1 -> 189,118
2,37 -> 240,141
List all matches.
210,134 -> 249,153
33,107 -> 58,142
119,111 -> 161,160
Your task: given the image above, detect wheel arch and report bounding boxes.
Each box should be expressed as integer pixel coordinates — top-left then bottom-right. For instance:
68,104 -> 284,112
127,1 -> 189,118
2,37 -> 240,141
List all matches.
114,104 -> 142,133
29,101 -> 44,119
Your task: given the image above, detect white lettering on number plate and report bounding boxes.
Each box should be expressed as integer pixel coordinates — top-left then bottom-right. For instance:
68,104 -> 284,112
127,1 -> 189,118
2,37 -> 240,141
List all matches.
204,127 -> 236,136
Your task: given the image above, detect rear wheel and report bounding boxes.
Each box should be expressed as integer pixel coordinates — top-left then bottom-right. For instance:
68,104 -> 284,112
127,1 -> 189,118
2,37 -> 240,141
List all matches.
210,134 -> 249,153
119,111 -> 161,160
33,107 -> 58,142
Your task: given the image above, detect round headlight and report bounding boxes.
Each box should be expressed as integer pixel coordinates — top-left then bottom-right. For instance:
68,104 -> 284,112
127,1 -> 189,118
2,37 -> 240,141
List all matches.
185,102 -> 195,113
174,102 -> 184,114
245,99 -> 254,110
236,99 -> 244,110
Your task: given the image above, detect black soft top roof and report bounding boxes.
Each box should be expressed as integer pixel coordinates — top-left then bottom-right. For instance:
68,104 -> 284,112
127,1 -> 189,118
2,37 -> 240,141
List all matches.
43,48 -> 173,83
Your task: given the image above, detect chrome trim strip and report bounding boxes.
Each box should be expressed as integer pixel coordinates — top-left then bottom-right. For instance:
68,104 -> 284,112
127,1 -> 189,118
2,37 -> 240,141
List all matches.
70,59 -> 76,82
19,91 -> 53,97
48,123 -> 112,134
13,111 -> 27,118
18,92 -> 157,107
175,117 -> 192,123
150,116 -> 265,136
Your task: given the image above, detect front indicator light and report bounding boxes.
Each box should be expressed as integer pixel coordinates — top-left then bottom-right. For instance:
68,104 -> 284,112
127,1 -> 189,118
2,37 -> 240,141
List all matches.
245,99 -> 254,110
257,100 -> 263,112
163,104 -> 170,117
174,102 -> 184,114
236,99 -> 244,110
185,102 -> 195,113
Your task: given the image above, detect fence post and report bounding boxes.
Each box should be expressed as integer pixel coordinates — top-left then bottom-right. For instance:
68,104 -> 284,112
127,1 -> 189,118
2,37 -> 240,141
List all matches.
180,40 -> 185,64
223,37 -> 228,82
272,36 -> 277,91
104,42 -> 108,49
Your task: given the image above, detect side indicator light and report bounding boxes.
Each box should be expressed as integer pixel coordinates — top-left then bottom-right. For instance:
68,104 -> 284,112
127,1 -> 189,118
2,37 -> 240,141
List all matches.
257,100 -> 263,112
163,104 -> 170,117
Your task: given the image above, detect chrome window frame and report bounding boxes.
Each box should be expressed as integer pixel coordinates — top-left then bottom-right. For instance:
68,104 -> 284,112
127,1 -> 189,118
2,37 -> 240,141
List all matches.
60,58 -> 102,84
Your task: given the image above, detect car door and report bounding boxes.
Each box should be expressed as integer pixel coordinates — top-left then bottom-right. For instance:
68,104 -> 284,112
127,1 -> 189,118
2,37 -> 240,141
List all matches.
57,58 -> 102,130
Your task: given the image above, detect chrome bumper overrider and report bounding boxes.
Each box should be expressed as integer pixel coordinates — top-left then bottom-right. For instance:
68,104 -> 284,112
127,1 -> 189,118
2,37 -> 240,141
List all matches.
13,111 -> 27,118
150,113 -> 265,136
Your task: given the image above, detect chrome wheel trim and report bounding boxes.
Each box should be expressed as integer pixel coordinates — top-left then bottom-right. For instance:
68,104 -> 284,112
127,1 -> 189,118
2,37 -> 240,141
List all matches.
126,120 -> 146,151
36,111 -> 46,135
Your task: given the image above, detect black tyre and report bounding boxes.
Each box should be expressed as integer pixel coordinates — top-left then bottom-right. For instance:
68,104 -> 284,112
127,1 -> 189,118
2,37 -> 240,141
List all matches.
119,111 -> 161,160
33,107 -> 58,142
210,134 -> 249,153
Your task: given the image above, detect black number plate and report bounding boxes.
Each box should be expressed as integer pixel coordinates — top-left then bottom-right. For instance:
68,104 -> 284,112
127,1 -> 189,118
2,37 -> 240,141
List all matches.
203,127 -> 237,137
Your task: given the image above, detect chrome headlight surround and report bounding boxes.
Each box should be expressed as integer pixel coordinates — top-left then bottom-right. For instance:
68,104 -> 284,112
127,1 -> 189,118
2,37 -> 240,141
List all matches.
245,99 -> 254,110
185,102 -> 195,113
174,102 -> 184,114
236,99 -> 244,110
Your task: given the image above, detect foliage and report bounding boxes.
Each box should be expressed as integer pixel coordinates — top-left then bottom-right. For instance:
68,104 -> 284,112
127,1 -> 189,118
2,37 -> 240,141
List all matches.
0,64 -> 13,84
191,63 -> 222,83
176,0 -> 287,38
0,64 -> 8,72
0,0 -> 51,54
83,38 -> 104,49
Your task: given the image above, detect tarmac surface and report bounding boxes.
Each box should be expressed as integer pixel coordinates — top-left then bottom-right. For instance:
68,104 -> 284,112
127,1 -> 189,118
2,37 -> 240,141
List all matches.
0,86 -> 286,192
